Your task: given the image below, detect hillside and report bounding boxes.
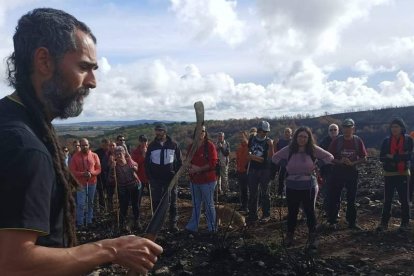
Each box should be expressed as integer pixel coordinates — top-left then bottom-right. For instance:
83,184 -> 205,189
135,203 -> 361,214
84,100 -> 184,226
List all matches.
58,105 -> 414,151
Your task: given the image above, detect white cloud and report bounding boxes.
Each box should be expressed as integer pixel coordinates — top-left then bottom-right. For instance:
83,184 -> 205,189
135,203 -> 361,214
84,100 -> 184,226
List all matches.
68,58 -> 414,123
354,59 -> 396,75
372,36 -> 414,66
170,0 -> 245,46
256,0 -> 390,67
2,1 -> 414,125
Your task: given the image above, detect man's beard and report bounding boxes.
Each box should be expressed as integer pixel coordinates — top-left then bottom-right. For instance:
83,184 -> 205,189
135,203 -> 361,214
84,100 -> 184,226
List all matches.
42,71 -> 90,119
156,133 -> 165,140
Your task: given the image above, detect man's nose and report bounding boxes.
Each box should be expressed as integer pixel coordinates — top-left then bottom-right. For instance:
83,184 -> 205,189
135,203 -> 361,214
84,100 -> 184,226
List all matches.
84,70 -> 96,89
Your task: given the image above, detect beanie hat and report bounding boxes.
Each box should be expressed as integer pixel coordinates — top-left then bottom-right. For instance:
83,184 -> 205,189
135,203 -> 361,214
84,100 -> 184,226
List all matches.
390,117 -> 407,134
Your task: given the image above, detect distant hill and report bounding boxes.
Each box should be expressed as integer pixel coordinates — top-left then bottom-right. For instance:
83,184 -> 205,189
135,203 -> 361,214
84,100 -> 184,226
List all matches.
55,119 -> 174,127
58,106 -> 414,152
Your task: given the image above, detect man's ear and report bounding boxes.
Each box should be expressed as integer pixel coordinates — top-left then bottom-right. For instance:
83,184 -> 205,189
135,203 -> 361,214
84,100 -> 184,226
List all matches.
33,47 -> 54,78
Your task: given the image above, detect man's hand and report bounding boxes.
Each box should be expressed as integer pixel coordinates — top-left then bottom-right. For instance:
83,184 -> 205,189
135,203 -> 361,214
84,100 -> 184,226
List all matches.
101,235 -> 163,275
188,164 -> 202,174
83,171 -> 92,178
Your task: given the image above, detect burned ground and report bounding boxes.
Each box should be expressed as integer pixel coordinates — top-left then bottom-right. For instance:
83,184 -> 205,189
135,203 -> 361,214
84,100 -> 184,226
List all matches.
82,157 -> 414,275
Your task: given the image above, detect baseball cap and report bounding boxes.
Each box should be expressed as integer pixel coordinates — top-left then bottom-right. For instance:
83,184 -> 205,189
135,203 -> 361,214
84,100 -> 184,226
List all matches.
154,123 -> 167,131
342,118 -> 355,127
257,121 -> 270,132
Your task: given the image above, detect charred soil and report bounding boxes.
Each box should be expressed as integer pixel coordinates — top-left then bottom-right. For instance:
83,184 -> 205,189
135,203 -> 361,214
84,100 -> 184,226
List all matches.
82,157 -> 414,275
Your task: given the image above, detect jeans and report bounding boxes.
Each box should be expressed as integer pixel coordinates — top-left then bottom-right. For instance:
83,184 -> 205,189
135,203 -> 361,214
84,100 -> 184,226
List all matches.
248,168 -> 271,220
186,181 -> 217,232
150,178 -> 178,224
286,186 -> 318,234
381,175 -> 410,225
76,183 -> 97,226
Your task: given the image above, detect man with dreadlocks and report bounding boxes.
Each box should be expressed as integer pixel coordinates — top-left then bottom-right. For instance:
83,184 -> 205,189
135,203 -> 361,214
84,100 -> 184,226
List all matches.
0,8 -> 162,275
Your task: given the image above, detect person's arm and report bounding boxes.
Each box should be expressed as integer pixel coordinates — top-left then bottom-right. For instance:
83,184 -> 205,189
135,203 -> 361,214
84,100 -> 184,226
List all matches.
0,230 -> 162,276
127,156 -> 139,172
314,146 -> 334,164
89,154 -> 101,176
144,145 -> 152,178
267,139 -> 274,158
271,146 -> 288,166
248,154 -> 264,163
68,155 -> 85,178
189,142 -> 217,174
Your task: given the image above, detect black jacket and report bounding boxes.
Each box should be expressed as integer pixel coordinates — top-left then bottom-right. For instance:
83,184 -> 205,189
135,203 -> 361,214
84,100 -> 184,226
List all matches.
145,135 -> 182,181
380,134 -> 413,172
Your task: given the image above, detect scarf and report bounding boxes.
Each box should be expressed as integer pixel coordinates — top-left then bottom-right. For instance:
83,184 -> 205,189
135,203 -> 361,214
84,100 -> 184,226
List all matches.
390,136 -> 405,173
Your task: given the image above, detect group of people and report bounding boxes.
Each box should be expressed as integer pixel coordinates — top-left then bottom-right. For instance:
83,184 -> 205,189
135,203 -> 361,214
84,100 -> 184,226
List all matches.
234,117 -> 414,249
63,114 -> 414,253
1,7 -> 413,275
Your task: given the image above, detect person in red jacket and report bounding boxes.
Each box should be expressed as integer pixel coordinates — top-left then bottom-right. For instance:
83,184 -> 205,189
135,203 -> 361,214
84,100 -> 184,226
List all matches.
69,138 -> 101,227
186,125 -> 218,232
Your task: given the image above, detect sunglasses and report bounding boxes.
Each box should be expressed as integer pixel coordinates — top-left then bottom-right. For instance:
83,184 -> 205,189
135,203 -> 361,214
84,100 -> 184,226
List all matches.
329,129 -> 338,131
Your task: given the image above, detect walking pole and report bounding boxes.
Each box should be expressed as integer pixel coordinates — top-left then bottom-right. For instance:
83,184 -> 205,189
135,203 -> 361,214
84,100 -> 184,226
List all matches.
113,166 -> 120,231
85,183 -> 89,227
148,182 -> 154,216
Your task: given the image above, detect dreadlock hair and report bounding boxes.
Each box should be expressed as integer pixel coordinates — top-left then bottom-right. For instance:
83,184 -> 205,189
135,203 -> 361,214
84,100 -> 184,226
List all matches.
6,8 -> 97,247
288,126 -> 316,160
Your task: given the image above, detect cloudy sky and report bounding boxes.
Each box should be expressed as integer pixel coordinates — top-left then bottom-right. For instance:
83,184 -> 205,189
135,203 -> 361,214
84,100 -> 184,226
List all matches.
0,0 -> 413,123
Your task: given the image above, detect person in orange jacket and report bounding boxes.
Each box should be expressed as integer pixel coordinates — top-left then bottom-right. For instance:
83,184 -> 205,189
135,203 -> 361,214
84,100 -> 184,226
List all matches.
70,138 -> 101,227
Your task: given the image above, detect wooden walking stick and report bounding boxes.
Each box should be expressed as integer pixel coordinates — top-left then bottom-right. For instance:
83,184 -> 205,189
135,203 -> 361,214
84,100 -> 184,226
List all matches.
111,159 -> 120,231
148,181 -> 154,216
126,101 -> 204,276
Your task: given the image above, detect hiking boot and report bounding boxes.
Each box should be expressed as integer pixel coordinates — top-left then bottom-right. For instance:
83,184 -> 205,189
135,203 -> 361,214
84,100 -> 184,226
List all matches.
285,232 -> 294,247
307,232 -> 318,250
169,222 -> 180,233
348,223 -> 362,231
259,216 -> 271,223
376,222 -> 388,232
399,223 -> 411,232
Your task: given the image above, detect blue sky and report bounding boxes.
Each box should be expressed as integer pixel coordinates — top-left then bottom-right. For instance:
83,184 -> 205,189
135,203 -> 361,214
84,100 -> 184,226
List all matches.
0,0 -> 414,123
